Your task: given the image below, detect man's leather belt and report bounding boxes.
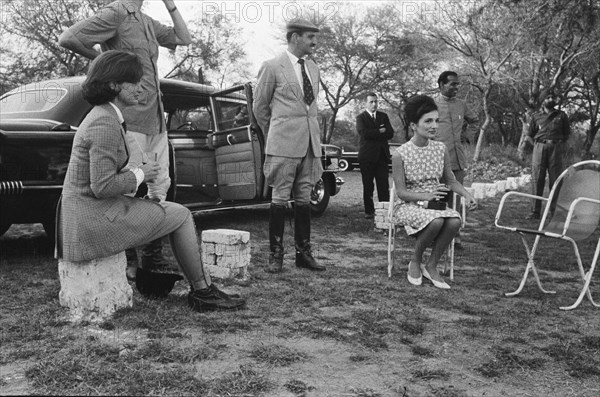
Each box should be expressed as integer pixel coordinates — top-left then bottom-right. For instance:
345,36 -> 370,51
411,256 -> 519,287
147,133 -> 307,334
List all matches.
536,139 -> 564,144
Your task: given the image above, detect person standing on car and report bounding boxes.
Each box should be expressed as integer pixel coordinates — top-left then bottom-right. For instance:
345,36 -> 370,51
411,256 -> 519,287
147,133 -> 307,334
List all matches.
356,92 -> 395,219
433,71 -> 479,247
58,0 -> 192,280
253,18 -> 325,273
518,95 -> 571,219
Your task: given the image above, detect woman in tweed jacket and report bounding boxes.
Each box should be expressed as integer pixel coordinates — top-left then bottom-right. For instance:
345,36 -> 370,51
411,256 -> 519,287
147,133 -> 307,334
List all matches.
56,50 -> 245,312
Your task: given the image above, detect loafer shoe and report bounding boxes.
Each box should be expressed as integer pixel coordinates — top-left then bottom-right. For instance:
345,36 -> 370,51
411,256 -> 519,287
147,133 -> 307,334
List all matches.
188,285 -> 246,312
525,213 -> 540,220
209,284 -> 241,299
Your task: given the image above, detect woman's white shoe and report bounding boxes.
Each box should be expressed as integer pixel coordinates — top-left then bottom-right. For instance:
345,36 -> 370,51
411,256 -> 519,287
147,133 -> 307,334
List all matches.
407,263 -> 422,286
407,272 -> 422,286
420,265 -> 450,289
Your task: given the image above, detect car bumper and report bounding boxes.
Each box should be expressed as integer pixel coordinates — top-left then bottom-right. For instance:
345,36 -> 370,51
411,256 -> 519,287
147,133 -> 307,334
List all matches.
335,176 -> 344,195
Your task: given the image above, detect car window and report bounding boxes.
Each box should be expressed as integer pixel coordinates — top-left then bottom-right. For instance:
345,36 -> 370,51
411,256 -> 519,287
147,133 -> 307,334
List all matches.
0,88 -> 67,113
213,100 -> 248,131
168,107 -> 212,131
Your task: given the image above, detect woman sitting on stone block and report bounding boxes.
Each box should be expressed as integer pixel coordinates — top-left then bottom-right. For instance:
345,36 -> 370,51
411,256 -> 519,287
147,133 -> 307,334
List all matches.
56,50 -> 245,312
391,95 -> 477,289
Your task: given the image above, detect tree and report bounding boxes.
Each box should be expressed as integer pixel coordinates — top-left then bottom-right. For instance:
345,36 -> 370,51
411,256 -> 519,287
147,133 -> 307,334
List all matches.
0,0 -> 104,94
416,0 -> 526,160
163,14 -> 251,87
0,0 -> 251,94
314,3 -> 403,144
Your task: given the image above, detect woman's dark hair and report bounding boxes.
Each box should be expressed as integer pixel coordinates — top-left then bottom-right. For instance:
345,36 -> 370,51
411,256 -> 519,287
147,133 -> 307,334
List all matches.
82,50 -> 143,105
404,95 -> 438,125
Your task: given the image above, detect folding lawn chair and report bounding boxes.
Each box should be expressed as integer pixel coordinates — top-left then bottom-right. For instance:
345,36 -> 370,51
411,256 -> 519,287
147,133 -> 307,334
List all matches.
494,160 -> 600,310
387,182 -> 466,279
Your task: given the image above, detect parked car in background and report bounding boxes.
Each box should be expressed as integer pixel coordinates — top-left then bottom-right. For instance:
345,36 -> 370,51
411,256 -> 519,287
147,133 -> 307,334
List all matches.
339,143 -> 402,171
0,77 -> 344,240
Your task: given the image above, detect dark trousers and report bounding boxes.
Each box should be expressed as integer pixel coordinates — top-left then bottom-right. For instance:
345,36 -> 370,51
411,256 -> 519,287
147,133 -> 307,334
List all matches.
531,141 -> 564,214
360,158 -> 390,214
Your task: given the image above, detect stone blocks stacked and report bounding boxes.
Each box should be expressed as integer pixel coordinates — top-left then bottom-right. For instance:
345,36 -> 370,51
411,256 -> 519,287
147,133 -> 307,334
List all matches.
374,201 -> 393,230
201,229 -> 250,280
58,251 -> 133,323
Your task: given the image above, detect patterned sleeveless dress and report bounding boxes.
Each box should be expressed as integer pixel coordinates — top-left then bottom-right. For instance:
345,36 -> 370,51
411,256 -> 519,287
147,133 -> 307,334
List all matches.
392,140 -> 461,235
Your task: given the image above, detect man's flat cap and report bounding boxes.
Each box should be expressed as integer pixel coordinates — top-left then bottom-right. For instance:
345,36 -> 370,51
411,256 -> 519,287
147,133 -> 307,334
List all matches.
286,18 -> 320,33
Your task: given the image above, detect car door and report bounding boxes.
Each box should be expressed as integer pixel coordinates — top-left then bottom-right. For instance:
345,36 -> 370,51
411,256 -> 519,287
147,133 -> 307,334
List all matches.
166,99 -> 220,207
209,85 -> 264,201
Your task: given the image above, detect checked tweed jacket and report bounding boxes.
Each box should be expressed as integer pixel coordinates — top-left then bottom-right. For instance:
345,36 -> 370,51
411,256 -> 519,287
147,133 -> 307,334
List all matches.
57,104 -> 166,262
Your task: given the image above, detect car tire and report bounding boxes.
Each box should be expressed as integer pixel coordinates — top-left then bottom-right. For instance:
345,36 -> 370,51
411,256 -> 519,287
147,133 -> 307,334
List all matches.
310,177 -> 330,217
0,221 -> 11,237
339,159 -> 349,172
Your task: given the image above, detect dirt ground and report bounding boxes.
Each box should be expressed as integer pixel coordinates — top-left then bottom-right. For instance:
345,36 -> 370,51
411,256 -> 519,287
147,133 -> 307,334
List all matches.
1,171 -> 599,396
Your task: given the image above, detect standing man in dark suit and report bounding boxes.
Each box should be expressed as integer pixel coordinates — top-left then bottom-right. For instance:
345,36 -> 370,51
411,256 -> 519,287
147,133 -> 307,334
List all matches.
356,93 -> 395,219
253,18 -> 325,273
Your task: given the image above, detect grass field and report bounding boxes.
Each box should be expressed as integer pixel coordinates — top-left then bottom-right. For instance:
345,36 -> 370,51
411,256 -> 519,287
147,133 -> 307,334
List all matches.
1,171 -> 599,396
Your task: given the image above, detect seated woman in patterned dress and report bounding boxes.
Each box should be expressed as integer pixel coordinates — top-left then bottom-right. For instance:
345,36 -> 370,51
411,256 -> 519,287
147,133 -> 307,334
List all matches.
391,95 -> 477,289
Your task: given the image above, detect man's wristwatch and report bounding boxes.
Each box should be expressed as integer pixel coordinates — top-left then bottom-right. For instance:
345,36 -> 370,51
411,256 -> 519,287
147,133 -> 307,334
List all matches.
417,201 -> 427,207
168,6 -> 177,13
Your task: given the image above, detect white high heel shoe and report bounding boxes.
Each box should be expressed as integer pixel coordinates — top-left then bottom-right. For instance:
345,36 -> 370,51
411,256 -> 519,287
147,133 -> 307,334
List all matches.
407,263 -> 422,286
420,265 -> 450,289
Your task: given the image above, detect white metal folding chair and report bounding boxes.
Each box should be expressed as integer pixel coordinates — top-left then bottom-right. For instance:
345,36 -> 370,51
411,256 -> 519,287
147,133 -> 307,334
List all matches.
387,182 -> 466,279
495,160 -> 600,310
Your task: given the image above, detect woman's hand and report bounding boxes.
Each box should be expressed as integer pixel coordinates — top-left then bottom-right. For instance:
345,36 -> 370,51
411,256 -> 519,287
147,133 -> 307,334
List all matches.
426,184 -> 451,202
140,162 -> 160,183
465,194 -> 478,210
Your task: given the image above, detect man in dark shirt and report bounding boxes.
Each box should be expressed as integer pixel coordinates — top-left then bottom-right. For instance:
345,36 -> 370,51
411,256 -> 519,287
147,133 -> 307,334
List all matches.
519,96 -> 571,219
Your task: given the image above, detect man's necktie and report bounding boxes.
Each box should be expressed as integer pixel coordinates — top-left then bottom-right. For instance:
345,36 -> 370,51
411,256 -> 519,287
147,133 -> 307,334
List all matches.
121,121 -> 127,133
297,58 -> 314,106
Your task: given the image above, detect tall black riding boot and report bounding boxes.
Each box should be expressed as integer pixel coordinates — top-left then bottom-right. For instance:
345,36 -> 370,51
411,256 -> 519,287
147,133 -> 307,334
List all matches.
267,203 -> 286,273
294,204 -> 326,271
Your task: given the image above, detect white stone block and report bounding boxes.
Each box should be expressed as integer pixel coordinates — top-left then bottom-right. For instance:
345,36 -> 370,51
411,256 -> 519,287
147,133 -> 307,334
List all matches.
58,252 -> 132,323
201,229 -> 250,245
494,180 -> 507,193
374,202 -> 384,209
519,174 -> 531,186
471,182 -> 487,199
375,222 -> 389,229
485,183 -> 498,198
506,177 -> 519,190
206,264 -> 249,280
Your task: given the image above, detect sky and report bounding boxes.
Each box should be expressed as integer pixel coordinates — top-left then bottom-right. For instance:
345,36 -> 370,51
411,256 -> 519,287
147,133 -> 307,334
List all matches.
144,0 -> 321,77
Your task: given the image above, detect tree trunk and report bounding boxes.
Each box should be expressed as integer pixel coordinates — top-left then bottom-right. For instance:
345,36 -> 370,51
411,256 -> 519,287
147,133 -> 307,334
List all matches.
583,124 -> 599,158
325,109 -> 339,144
473,86 -> 492,161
